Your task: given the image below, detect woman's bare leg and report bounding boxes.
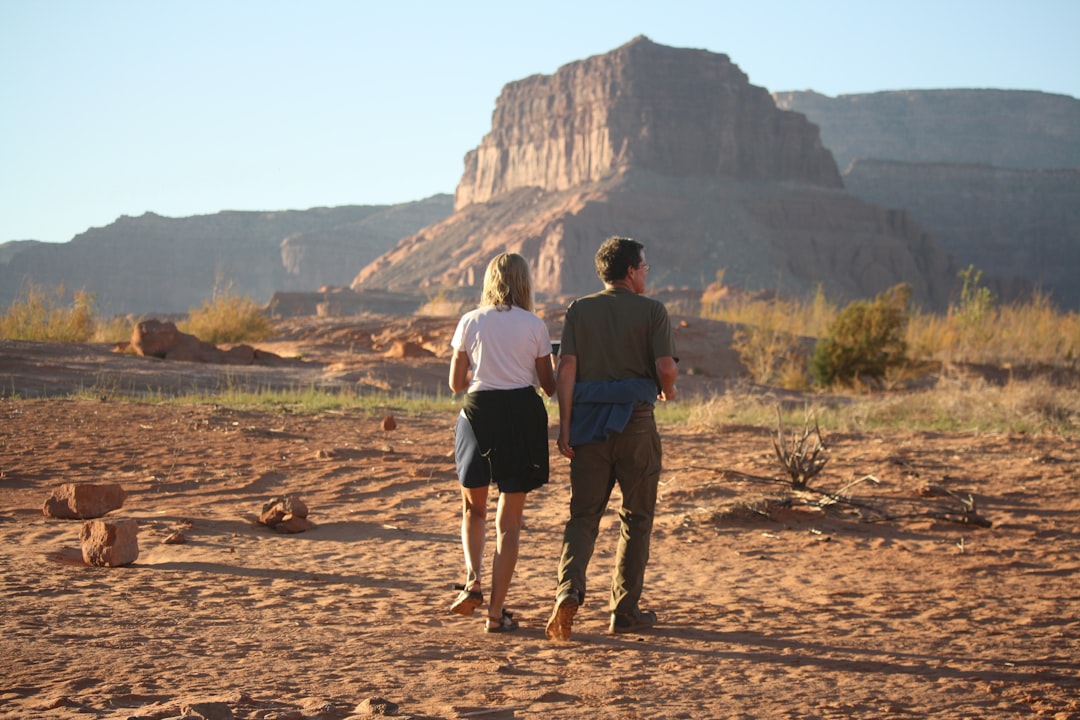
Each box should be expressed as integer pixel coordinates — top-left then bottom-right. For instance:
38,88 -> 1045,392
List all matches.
461,485 -> 488,592
487,491 -> 526,623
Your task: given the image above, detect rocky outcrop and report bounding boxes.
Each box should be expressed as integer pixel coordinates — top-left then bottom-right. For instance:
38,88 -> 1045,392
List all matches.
773,89 -> 1080,171
127,319 -> 287,365
455,36 -> 841,209
265,288 -> 424,318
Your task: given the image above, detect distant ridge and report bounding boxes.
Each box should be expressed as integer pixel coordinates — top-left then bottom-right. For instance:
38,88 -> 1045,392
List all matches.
0,196 -> 452,316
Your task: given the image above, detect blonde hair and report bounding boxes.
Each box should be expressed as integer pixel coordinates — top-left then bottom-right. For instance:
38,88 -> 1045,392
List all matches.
481,252 -> 534,312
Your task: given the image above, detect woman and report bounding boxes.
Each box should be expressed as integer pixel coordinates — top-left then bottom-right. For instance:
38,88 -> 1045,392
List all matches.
448,252 -> 557,633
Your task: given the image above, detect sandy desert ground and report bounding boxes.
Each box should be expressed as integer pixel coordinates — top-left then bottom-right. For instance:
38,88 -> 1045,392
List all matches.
0,313 -> 1077,719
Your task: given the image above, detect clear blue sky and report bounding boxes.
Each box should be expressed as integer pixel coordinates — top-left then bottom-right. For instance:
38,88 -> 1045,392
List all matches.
3,0 -> 1078,244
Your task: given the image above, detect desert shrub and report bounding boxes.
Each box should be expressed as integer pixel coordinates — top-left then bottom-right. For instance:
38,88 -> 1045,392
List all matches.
951,264 -> 996,359
0,283 -> 96,342
681,377 -> 1079,434
811,284 -> 911,388
179,290 -> 273,344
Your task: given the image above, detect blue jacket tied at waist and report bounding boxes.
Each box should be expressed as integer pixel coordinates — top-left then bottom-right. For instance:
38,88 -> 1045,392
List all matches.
569,378 -> 658,446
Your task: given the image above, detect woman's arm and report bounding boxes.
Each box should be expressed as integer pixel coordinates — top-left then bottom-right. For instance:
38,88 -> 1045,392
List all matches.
449,349 -> 471,393
535,354 -> 556,397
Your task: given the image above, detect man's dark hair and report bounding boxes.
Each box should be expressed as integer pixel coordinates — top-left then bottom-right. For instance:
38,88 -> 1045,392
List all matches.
595,236 -> 645,284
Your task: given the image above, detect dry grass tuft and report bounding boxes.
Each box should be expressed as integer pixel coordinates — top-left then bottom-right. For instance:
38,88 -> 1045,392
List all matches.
0,283 -> 96,342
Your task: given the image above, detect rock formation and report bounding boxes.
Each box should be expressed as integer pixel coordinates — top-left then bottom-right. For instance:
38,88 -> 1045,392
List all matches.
265,288 -> 424,319
355,37 -> 956,308
6,42 -> 1071,315
279,195 -> 452,290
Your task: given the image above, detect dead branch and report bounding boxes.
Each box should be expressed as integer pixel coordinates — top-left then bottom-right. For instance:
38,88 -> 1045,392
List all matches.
682,468 -> 992,528
772,405 -> 829,490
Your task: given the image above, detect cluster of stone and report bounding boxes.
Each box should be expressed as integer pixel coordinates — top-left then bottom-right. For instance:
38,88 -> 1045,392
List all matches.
259,494 -> 315,533
42,482 -> 316,567
42,483 -> 138,567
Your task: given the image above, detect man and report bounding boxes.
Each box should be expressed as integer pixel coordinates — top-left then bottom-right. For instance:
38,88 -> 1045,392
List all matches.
545,236 -> 678,641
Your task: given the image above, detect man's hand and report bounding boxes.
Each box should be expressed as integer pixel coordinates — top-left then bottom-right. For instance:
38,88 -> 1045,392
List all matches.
655,356 -> 678,402
556,428 -> 575,458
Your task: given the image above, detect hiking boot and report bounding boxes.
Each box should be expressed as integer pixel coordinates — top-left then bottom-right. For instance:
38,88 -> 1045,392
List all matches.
609,608 -> 658,634
545,589 -> 580,641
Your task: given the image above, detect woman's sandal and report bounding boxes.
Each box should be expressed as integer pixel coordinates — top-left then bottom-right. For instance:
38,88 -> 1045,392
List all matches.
485,609 -> 519,634
450,584 -> 484,616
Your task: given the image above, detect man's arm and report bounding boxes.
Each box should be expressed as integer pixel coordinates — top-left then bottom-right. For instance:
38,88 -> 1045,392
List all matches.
555,354 -> 577,458
656,355 -> 678,401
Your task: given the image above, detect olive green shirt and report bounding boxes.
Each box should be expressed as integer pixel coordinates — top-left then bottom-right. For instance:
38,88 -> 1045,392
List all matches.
560,287 -> 676,385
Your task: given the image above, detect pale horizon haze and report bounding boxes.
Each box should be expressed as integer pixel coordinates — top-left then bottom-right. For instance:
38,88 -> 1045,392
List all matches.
3,0 -> 1078,244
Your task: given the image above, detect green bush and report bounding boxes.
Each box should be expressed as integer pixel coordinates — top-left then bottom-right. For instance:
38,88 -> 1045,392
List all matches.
811,284 -> 911,388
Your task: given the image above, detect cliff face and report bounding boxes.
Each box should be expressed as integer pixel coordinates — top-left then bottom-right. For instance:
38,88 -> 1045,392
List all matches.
455,36 -> 842,209
776,90 -> 1080,307
845,160 -> 1080,307
359,38 -> 955,309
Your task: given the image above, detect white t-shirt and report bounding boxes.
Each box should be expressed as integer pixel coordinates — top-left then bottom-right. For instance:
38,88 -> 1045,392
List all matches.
451,305 -> 552,393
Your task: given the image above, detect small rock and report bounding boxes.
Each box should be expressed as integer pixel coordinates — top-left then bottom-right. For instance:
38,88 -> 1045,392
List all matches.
80,518 -> 139,567
43,482 -> 127,519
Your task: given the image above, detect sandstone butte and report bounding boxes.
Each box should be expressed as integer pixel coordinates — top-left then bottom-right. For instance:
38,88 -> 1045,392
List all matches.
352,36 -> 957,309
